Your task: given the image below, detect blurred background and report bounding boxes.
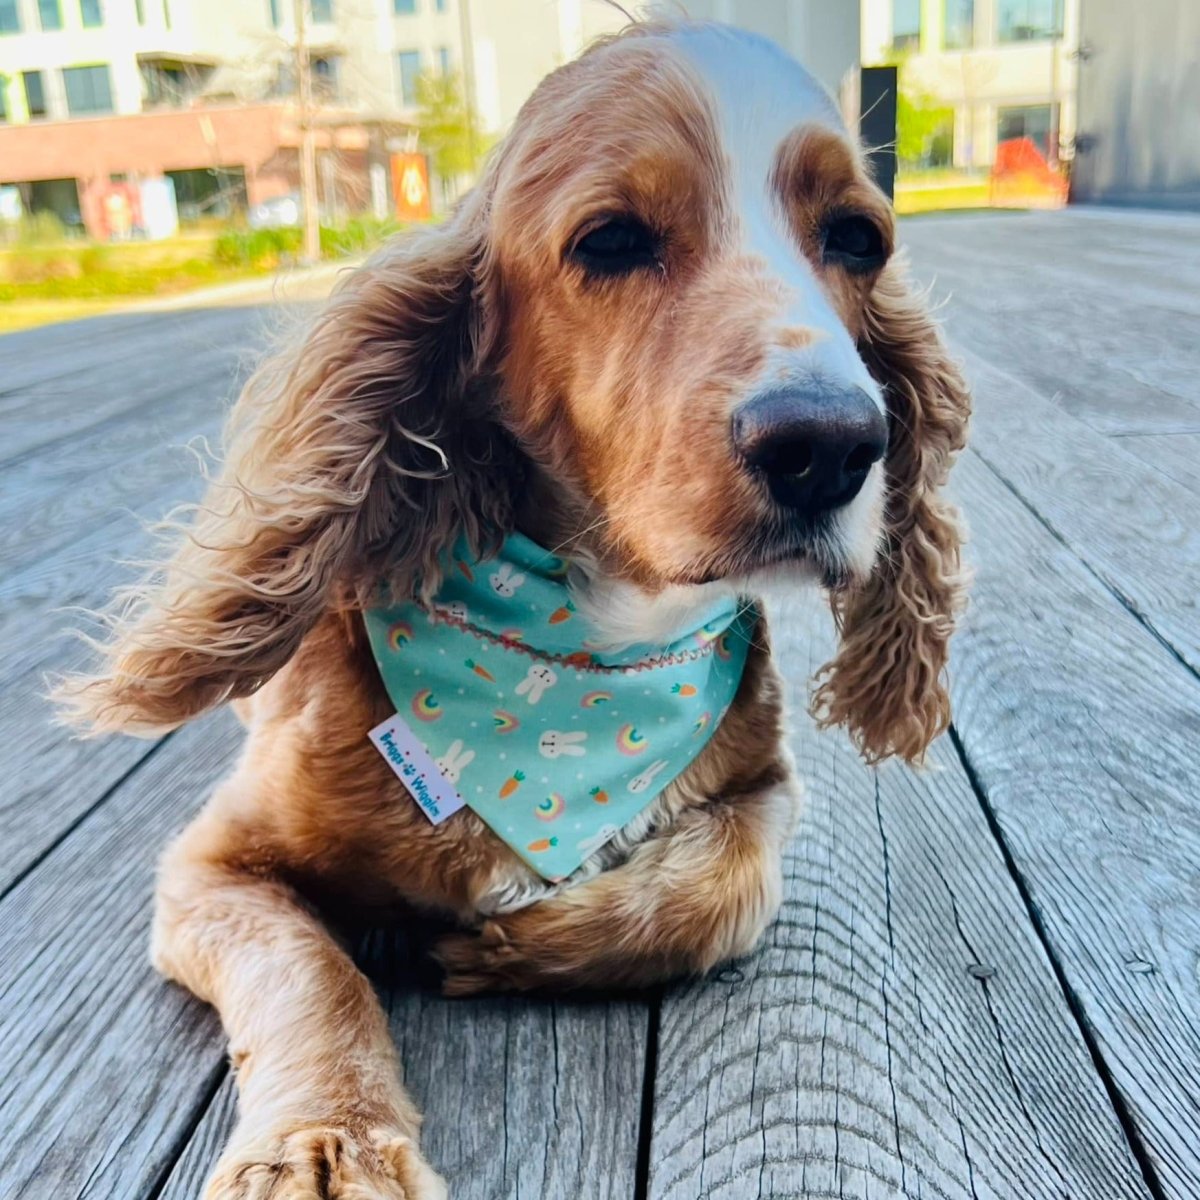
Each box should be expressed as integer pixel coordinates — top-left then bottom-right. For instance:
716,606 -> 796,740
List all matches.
0,0 -> 1194,332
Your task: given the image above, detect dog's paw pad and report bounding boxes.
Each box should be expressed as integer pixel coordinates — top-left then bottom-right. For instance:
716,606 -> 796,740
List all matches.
205,1126 -> 446,1200
433,923 -> 518,996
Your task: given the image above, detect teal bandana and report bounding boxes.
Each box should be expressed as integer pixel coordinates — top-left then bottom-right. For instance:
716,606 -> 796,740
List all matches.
364,533 -> 753,882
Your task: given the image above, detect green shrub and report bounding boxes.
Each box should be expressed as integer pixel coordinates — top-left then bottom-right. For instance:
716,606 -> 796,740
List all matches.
214,216 -> 399,268
213,227 -> 303,268
14,211 -> 68,246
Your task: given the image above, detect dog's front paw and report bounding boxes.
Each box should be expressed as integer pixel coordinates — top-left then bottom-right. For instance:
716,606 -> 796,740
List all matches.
434,920 -> 524,996
205,1126 -> 447,1200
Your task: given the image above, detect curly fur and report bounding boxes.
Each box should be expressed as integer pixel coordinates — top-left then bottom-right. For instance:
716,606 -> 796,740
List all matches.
812,259 -> 971,763
57,189 -> 522,734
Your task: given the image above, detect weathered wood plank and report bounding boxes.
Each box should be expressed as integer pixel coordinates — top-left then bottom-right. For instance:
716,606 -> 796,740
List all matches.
949,449 -> 1200,1196
156,1075 -> 237,1200
901,212 -> 1200,436
381,977 -> 647,1198
1113,433 -> 1200,499
0,450 -> 214,892
152,925 -> 649,1200
0,715 -> 239,1200
0,415 -> 221,574
0,305 -> 257,404
946,349 -> 1200,676
0,665 -> 165,896
647,601 -> 1150,1200
1,353 -> 242,468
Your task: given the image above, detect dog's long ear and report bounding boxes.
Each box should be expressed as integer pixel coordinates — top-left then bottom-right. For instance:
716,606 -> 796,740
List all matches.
812,258 -> 971,764
59,195 -> 514,734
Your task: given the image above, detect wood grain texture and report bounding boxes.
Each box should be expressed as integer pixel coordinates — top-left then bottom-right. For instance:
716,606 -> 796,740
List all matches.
155,929 -> 649,1200
0,715 -> 240,1200
949,449 -> 1200,1196
901,210 -> 1200,436
382,983 -> 647,1199
156,1074 -> 237,1200
1113,433 -> 1200,498
0,430 -> 217,893
647,601 -> 1150,1200
0,411 -> 222,573
0,306 -> 257,418
941,349 -> 1200,677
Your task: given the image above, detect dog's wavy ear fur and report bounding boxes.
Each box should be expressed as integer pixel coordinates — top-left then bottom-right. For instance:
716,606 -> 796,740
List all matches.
58,193 -> 514,735
812,258 -> 971,764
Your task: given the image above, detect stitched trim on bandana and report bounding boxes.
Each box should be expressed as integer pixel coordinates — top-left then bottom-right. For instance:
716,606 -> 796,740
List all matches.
428,610 -> 727,674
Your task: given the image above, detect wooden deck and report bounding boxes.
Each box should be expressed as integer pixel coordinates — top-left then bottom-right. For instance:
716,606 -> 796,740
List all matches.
2,207 -> 1199,1199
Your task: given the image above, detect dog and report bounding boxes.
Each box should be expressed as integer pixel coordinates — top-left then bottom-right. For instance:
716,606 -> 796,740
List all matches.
60,20 -> 969,1199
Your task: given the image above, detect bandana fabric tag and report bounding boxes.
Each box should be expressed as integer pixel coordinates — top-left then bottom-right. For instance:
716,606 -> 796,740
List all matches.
369,712 -> 467,825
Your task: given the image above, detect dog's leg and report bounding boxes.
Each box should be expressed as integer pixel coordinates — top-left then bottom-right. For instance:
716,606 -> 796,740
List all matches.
436,775 -> 802,995
152,800 -> 446,1200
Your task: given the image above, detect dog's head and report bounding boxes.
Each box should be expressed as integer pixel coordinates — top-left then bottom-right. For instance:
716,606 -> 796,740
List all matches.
64,22 -> 969,763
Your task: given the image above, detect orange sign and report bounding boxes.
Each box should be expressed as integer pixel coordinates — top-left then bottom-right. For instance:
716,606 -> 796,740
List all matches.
391,153 -> 432,221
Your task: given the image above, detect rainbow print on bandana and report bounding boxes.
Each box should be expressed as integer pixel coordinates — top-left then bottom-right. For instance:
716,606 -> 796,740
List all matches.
616,724 -> 647,755
410,689 -> 442,722
694,622 -> 723,647
581,690 -> 613,708
387,620 -> 414,651
693,711 -> 711,735
536,792 -> 566,821
715,630 -> 735,661
492,709 -> 520,734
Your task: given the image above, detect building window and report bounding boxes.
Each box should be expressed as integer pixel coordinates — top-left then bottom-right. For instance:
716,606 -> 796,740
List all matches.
997,0 -> 1063,42
397,50 -> 422,105
998,103 -> 1055,156
268,0 -> 280,26
437,45 -> 451,75
312,54 -> 339,99
394,0 -> 416,14
435,0 -> 447,11
0,0 -> 21,35
891,0 -> 921,52
135,0 -> 143,22
80,0 -> 103,27
39,0 -> 63,29
63,64 -> 114,114
163,0 -> 170,30
943,0 -> 973,48
310,0 -> 332,21
24,71 -> 48,118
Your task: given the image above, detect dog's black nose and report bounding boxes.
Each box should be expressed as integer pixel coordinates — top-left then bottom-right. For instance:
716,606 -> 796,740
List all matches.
732,384 -> 889,514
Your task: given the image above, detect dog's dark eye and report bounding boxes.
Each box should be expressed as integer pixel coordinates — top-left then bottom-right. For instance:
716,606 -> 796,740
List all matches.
822,215 -> 887,273
570,217 -> 660,277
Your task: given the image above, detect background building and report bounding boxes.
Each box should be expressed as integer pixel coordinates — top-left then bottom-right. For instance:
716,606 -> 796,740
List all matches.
0,0 -> 637,237
861,0 -> 1079,171
659,0 -> 860,98
1070,0 -> 1200,207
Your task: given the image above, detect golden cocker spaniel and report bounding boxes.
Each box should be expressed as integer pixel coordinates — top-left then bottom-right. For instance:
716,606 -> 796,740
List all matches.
61,21 -> 969,1199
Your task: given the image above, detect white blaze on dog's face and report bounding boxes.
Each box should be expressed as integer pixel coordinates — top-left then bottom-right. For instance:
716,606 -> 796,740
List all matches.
488,24 -> 896,603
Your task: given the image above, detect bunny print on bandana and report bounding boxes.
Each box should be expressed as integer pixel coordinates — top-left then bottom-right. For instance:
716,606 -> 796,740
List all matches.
538,730 -> 588,758
435,739 -> 475,784
515,664 -> 557,704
